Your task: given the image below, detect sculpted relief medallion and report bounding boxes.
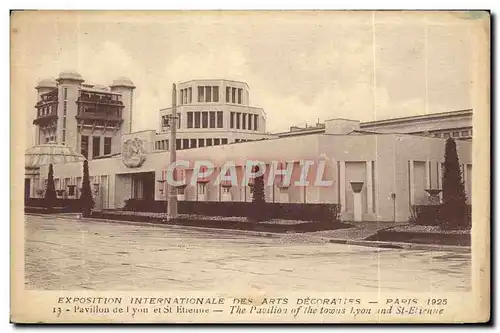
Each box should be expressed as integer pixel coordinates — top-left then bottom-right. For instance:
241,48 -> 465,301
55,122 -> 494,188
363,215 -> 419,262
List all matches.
122,137 -> 147,168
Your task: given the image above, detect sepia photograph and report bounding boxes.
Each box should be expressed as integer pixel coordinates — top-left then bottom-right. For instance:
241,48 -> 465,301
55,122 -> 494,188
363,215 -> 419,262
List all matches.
10,9 -> 490,324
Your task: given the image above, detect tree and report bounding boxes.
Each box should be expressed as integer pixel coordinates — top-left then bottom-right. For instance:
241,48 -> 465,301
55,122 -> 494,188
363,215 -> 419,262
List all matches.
441,138 -> 469,229
249,166 -> 266,221
79,160 -> 94,217
44,163 -> 57,212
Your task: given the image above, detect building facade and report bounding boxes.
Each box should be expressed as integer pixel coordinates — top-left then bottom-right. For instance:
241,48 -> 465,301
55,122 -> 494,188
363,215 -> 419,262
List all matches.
155,79 -> 272,151
26,76 -> 473,223
33,71 -> 135,160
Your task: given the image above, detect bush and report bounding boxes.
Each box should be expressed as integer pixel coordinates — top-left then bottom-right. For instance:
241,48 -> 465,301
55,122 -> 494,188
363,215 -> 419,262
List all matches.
410,204 -> 471,228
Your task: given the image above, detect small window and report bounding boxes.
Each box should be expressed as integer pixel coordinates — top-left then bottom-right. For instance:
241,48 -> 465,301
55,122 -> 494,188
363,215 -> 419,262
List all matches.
231,87 -> 236,103
182,139 -> 189,149
242,113 -> 246,130
176,139 -> 181,150
177,114 -> 181,129
238,88 -> 242,104
190,139 -> 197,148
202,112 -> 208,128
230,112 -> 235,129
92,136 -> 101,158
198,138 -> 205,147
81,135 -> 89,159
461,130 -> 469,137
236,112 -> 241,129
214,138 -> 220,146
104,137 -> 112,155
188,87 -> 192,103
226,87 -> 230,102
452,131 -> 459,137
434,133 -> 441,138
213,86 -> 219,102
221,138 -> 228,145
194,112 -> 201,128
206,86 -> 212,102
254,114 -> 259,131
187,112 -> 193,128
217,111 -> 223,128
209,111 -> 216,128
206,138 -> 213,146
198,86 -> 204,102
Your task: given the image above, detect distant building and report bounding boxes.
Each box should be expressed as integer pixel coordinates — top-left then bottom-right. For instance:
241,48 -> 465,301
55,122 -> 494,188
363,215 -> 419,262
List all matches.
33,71 -> 135,160
155,79 -> 272,151
276,109 -> 472,140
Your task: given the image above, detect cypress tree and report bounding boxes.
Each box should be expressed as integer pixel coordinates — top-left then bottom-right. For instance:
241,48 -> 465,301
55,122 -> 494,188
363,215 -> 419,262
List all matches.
250,166 -> 266,221
44,163 -> 57,212
441,138 -> 469,229
80,160 -> 94,217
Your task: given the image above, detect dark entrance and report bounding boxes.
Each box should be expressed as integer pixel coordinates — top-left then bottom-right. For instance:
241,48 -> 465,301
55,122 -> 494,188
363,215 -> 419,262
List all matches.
132,172 -> 155,201
25,178 -> 31,201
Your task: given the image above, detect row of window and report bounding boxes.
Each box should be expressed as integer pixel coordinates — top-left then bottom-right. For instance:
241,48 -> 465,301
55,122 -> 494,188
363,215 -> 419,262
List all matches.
230,112 -> 259,131
155,138 -> 230,151
433,130 -> 471,139
179,86 -> 244,105
226,86 -> 243,104
197,86 -> 220,103
81,135 -> 112,159
187,111 -> 224,129
179,87 -> 193,104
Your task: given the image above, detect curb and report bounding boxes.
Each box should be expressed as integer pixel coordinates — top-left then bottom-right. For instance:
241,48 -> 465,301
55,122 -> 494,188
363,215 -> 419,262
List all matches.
328,238 -> 471,253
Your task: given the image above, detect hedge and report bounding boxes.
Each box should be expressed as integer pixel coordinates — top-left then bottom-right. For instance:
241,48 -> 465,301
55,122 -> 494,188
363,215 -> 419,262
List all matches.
409,204 -> 472,227
25,197 -> 81,213
123,199 -> 341,222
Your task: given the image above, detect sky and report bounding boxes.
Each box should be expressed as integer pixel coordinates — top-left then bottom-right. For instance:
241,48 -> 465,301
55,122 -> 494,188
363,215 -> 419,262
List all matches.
11,11 -> 483,148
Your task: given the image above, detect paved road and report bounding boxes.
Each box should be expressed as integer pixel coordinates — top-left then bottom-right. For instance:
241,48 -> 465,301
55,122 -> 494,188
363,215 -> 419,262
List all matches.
24,214 -> 471,292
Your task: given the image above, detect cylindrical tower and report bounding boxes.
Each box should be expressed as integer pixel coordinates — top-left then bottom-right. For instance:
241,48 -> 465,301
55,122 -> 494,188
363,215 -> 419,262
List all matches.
110,77 -> 136,134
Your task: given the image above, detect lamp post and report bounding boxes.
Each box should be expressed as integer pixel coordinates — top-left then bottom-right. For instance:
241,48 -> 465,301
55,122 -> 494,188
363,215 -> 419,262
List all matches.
167,83 -> 179,220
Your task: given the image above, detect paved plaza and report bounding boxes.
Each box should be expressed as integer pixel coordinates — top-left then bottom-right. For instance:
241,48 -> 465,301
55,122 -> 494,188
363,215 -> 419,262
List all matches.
24,214 -> 471,292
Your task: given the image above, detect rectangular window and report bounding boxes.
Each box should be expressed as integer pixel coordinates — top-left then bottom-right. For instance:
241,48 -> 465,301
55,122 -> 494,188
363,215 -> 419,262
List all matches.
63,101 -> 67,115
81,135 -> 89,159
206,86 -> 212,102
183,139 -> 189,149
188,87 -> 192,103
155,142 -> 159,150
179,89 -> 183,105
213,86 -> 219,102
63,88 -> 68,100
232,87 -> 236,103
209,111 -> 216,128
187,112 -> 193,128
190,139 -> 197,148
176,139 -> 181,150
198,138 -> 205,147
238,88 -> 242,104
217,111 -> 223,128
194,112 -> 201,128
235,139 -> 240,143
202,111 -> 208,128
104,137 -> 112,155
198,86 -> 204,102
62,130 -> 66,143
226,87 -> 230,102
206,138 -> 213,146
452,131 -> 459,137
248,114 -> 253,130
254,114 -> 259,131
230,112 -> 235,128
236,112 -> 241,129
242,113 -> 246,129
214,138 -> 220,146
184,89 -> 188,104
177,114 -> 181,129
461,131 -> 469,137
92,136 -> 101,158
221,138 -> 228,145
